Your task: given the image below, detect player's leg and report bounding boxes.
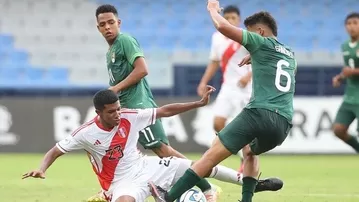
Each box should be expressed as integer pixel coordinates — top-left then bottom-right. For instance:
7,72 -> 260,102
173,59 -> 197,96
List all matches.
239,109 -> 289,201
139,119 -> 186,158
113,196 -> 135,202
139,119 -> 218,199
150,110 -> 255,202
332,102 -> 359,152
212,88 -> 245,172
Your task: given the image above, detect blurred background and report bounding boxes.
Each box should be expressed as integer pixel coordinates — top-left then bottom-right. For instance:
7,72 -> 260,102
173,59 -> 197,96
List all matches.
1,0 -> 359,201
1,0 -> 358,152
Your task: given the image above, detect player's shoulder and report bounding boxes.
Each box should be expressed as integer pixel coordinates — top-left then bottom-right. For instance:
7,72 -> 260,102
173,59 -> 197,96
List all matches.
116,33 -> 138,44
340,40 -> 350,48
72,118 -> 97,137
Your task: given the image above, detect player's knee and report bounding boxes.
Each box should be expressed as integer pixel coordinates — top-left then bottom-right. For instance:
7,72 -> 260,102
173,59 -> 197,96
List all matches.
152,143 -> 172,158
333,124 -> 348,139
214,117 -> 226,132
115,196 -> 135,202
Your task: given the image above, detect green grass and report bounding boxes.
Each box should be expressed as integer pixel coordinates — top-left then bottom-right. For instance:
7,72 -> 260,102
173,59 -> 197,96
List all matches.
1,154 -> 359,202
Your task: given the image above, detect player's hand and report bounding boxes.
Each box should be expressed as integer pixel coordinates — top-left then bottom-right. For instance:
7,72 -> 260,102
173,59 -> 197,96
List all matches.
108,86 -> 120,94
207,0 -> 222,13
332,75 -> 342,88
341,67 -> 354,77
238,75 -> 251,88
197,83 -> 207,97
238,55 -> 251,67
199,85 -> 216,106
22,170 -> 46,179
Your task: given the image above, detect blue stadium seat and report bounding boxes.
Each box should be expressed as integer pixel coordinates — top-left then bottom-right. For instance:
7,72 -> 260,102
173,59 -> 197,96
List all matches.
25,68 -> 45,81
0,34 -> 14,48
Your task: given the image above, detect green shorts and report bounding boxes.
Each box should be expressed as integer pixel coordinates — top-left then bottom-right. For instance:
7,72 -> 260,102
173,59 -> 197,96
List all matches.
218,108 -> 292,155
334,102 -> 359,131
138,118 -> 169,149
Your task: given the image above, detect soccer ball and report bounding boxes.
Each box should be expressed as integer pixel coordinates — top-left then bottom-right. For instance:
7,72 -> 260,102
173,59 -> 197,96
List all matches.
176,188 -> 207,202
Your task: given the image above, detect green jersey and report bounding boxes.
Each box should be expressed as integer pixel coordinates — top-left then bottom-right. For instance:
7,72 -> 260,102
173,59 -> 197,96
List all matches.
241,30 -> 297,122
341,40 -> 359,104
106,33 -> 157,108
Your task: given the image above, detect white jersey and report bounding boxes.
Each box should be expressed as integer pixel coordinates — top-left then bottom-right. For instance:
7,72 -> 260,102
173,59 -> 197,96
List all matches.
209,31 -> 252,95
56,108 -> 156,195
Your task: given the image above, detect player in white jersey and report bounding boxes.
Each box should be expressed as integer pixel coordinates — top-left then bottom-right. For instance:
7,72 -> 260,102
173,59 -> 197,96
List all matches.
197,5 -> 251,173
22,88 -> 281,202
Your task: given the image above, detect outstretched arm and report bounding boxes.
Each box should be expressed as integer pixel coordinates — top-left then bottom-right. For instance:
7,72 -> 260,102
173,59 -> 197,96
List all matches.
207,0 -> 243,44
22,146 -> 64,179
156,85 -> 215,118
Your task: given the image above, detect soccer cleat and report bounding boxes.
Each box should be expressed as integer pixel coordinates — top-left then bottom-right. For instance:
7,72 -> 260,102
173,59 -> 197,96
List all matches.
254,177 -> 283,193
148,181 -> 168,202
86,191 -> 107,202
203,186 -> 219,202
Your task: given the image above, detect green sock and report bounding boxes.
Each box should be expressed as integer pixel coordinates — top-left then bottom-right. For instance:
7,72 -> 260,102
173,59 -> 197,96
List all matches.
241,177 -> 258,202
346,136 -> 359,153
167,169 -> 201,201
195,178 -> 212,192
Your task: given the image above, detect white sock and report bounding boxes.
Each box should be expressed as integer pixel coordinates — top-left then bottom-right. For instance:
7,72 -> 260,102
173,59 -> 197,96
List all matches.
209,165 -> 243,185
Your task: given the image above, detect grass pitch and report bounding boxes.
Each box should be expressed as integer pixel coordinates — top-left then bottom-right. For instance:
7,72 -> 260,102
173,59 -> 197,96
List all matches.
1,154 -> 358,202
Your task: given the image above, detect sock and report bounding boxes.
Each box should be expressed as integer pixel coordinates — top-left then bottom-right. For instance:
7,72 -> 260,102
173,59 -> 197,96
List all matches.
241,177 -> 257,202
167,169 -> 201,201
346,136 -> 359,153
195,178 -> 212,192
210,165 -> 243,185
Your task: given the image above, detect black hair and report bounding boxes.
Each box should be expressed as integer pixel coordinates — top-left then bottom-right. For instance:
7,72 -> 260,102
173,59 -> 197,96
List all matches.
244,11 -> 278,37
96,4 -> 118,18
345,12 -> 359,24
93,89 -> 119,111
223,5 -> 240,16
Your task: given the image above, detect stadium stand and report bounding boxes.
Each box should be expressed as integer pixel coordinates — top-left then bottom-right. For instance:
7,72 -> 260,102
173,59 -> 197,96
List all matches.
0,0 -> 356,92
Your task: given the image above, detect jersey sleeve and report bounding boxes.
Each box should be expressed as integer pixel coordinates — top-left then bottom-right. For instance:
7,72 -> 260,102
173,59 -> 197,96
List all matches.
121,35 -> 145,66
209,33 -> 220,61
56,133 -> 84,153
241,30 -> 265,53
134,108 -> 157,130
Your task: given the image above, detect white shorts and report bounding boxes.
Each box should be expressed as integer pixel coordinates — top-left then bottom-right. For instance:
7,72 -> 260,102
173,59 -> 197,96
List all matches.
213,86 -> 251,121
111,156 -> 191,202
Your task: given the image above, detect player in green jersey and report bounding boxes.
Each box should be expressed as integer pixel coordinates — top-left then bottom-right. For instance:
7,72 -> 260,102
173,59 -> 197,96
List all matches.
332,12 -> 359,153
87,4 -> 220,202
149,1 -> 295,202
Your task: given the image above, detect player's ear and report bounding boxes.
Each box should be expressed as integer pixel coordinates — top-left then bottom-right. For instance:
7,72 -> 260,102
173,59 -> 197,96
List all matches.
95,109 -> 101,115
117,19 -> 121,28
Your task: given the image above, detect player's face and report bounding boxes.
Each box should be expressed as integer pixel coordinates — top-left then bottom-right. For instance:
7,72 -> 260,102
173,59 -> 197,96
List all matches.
97,13 -> 121,42
223,12 -> 240,26
345,18 -> 359,37
101,101 -> 121,127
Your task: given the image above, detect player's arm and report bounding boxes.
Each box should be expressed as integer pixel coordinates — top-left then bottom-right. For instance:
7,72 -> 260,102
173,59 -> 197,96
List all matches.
207,1 -> 264,53
110,36 -> 148,93
156,85 -> 215,118
198,34 -> 221,96
207,3 -> 243,45
238,71 -> 252,88
22,134 -> 84,179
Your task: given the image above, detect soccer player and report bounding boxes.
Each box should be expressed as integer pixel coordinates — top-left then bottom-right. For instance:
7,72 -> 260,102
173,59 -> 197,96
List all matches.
197,5 -> 252,173
90,4 -> 219,201
332,12 -> 359,153
149,1 -> 296,202
23,89 -> 279,202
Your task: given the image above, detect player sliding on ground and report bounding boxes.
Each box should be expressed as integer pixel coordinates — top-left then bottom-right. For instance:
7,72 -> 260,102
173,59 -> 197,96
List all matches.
22,89 -> 283,202
149,1 -> 296,202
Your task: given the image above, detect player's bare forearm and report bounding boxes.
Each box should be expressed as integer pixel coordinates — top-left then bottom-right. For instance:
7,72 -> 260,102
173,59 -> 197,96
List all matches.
156,101 -> 203,118
112,57 -> 148,92
200,60 -> 220,84
208,9 -> 243,44
352,68 -> 359,75
239,71 -> 252,87
39,146 -> 64,173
